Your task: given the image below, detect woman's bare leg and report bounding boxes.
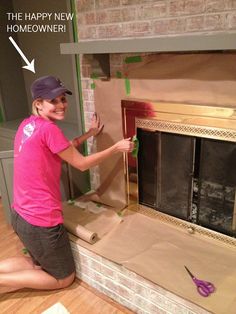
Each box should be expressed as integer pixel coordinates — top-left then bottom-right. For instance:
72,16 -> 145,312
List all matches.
0,256 -> 40,273
0,257 -> 75,293
0,270 -> 75,293
0,256 -> 41,293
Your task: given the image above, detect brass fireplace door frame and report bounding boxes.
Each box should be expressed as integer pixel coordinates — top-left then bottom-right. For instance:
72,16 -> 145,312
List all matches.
124,101 -> 236,247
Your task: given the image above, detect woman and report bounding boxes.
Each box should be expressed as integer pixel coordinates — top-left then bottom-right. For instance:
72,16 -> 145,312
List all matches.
0,75 -> 133,293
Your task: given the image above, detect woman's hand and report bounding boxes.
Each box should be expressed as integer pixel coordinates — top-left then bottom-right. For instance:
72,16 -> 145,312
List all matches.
71,113 -> 104,147
114,138 -> 134,153
88,112 -> 104,137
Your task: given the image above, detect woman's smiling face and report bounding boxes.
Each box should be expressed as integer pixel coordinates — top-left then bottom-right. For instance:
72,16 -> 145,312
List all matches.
38,94 -> 68,121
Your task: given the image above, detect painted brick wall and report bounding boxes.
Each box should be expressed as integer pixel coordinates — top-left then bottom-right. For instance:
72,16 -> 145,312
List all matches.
76,0 -> 236,40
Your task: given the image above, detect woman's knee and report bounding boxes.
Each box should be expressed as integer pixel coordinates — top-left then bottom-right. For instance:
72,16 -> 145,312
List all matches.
58,271 -> 75,289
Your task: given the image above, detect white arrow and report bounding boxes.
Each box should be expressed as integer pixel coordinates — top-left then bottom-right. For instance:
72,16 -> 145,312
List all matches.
9,36 -> 35,73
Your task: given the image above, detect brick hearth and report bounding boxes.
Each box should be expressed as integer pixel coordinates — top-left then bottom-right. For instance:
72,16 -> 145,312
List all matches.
70,240 -> 209,314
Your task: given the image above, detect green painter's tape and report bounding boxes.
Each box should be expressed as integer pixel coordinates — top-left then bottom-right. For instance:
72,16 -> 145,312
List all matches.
124,56 -> 142,64
90,73 -> 99,79
22,248 -> 28,255
116,71 -> 122,78
125,78 -> 130,95
131,135 -> 139,158
70,0 -> 90,193
0,107 -> 3,122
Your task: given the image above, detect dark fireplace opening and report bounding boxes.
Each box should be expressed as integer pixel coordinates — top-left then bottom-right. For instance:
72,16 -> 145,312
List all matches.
137,128 -> 236,237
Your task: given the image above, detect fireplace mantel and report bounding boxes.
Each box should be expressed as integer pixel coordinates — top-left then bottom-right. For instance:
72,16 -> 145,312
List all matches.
60,33 -> 236,54
60,33 -> 236,78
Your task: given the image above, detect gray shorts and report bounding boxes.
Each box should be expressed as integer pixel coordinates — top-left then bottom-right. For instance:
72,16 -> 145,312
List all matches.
11,210 -> 75,279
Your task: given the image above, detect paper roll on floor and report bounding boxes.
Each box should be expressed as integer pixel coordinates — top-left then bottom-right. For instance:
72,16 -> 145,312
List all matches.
64,219 -> 98,244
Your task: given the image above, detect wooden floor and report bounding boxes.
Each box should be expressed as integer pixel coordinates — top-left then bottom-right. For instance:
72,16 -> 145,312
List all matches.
0,201 -> 134,314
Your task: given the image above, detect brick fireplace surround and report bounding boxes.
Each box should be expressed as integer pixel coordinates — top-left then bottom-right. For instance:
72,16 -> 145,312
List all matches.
67,1 -> 236,313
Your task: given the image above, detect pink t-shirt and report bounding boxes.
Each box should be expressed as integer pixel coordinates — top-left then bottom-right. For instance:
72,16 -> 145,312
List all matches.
12,115 -> 70,227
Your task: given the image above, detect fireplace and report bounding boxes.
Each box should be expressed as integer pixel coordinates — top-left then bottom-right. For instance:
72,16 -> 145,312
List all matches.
122,100 -> 236,244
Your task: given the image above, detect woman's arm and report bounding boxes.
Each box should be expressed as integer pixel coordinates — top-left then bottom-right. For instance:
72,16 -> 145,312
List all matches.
58,138 -> 133,171
71,113 -> 104,147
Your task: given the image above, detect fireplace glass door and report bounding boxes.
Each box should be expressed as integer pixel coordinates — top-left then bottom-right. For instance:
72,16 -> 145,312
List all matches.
198,139 -> 236,236
137,128 -> 236,237
137,129 -> 157,208
157,132 -> 194,220
138,129 -> 194,220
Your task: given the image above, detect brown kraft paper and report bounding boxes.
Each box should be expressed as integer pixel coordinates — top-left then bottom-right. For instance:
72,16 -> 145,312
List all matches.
64,218 -> 98,244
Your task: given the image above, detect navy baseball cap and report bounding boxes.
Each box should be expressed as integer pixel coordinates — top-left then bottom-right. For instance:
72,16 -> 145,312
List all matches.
31,75 -> 72,100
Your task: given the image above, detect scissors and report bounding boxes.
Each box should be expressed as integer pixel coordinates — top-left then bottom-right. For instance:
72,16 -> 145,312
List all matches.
184,266 -> 215,297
